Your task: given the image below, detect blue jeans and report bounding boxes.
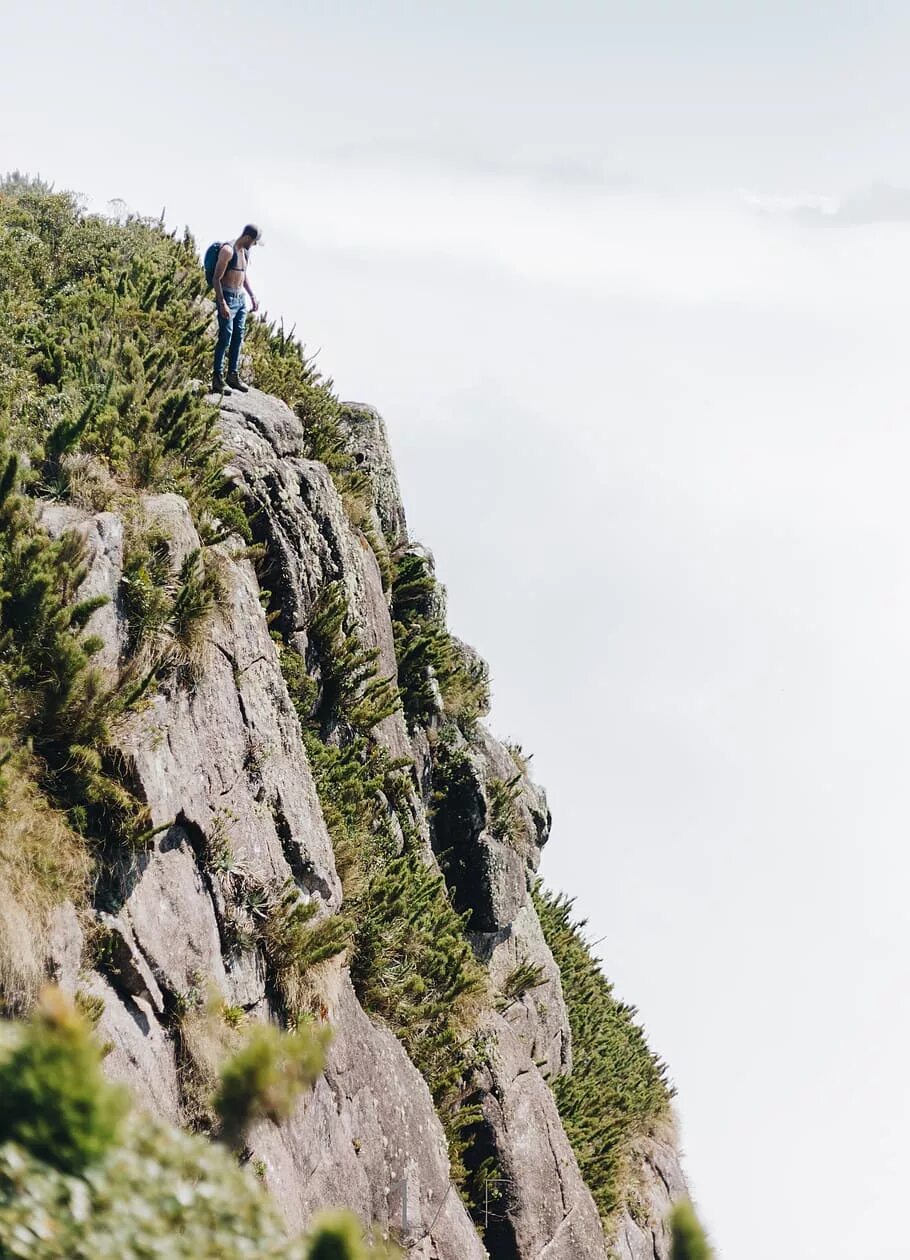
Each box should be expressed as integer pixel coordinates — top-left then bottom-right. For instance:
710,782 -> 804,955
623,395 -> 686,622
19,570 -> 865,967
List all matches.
214,288 -> 246,378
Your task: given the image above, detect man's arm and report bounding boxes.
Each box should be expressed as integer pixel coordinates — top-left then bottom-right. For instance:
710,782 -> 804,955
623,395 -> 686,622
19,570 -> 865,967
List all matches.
243,273 -> 259,312
212,244 -> 233,317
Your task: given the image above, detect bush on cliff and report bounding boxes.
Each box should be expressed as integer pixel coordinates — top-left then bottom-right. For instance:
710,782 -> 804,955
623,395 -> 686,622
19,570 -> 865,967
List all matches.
390,551 -> 489,731
0,451 -> 148,853
534,884 -> 674,1228
278,587 -> 489,1195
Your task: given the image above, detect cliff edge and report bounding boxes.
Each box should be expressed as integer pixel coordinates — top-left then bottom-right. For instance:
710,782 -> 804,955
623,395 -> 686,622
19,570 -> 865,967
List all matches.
0,181 -> 688,1259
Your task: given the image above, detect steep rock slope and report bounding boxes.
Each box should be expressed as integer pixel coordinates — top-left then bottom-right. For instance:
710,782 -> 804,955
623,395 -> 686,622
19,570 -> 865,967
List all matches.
0,182 -> 688,1260
34,384 -> 683,1259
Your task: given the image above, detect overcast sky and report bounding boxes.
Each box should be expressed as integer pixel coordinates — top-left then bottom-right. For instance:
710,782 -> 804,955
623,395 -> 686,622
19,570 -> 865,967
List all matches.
5,3 -> 910,1257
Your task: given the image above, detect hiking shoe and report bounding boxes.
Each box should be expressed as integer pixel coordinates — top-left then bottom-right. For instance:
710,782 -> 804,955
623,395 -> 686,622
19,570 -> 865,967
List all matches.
226,372 -> 249,393
212,375 -> 232,396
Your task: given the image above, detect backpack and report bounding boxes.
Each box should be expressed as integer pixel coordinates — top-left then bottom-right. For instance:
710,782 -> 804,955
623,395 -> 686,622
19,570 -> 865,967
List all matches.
203,241 -> 222,289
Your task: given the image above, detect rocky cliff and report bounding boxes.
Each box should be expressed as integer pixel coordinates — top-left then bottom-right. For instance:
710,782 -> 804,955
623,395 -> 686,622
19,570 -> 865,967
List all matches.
0,182 -> 689,1260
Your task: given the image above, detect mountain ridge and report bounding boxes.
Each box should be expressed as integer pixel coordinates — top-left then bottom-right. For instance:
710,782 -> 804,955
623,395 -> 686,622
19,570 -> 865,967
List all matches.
0,179 -> 688,1259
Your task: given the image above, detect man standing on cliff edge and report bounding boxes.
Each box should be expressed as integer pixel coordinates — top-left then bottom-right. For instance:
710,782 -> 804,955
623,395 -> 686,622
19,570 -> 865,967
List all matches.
212,224 -> 261,395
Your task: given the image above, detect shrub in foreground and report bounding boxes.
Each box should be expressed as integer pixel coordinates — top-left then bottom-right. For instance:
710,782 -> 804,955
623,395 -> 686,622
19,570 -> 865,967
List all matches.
214,1021 -> 329,1150
669,1200 -> 713,1260
0,987 -> 127,1175
0,992 -> 399,1259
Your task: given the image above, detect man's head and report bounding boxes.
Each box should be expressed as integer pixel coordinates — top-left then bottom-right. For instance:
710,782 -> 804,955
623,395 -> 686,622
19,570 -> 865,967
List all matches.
238,224 -> 262,248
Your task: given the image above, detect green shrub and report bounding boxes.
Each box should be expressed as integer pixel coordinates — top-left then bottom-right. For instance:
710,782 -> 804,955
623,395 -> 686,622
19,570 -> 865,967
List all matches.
279,625 -> 489,1193
390,552 -> 489,731
0,985 -> 386,1257
120,518 -> 174,655
303,1210 -> 401,1259
0,458 -> 147,842
303,582 -> 400,737
301,733 -> 405,891
121,520 -> 219,676
496,960 -> 546,1013
243,318 -> 373,528
214,1022 -> 328,1150
534,884 -> 673,1228
486,774 -> 521,843
0,1122 -> 295,1260
304,1211 -> 367,1260
0,961 -> 401,1257
670,1201 -> 713,1260
258,880 -> 350,1016
280,644 -> 319,724
504,740 -> 532,774
303,1211 -> 372,1260
0,987 -> 127,1174
0,767 -> 90,1014
350,848 -> 486,1183
351,851 -> 485,1066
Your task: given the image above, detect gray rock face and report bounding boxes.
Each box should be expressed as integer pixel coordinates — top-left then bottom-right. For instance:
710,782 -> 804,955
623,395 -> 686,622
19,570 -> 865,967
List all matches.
338,401 -> 409,549
476,1017 -> 607,1260
121,494 -> 340,907
86,971 -> 183,1123
218,389 -> 412,764
95,911 -> 165,1013
25,386 -> 689,1260
45,903 -> 84,997
611,1135 -> 689,1260
431,727 -> 551,934
430,735 -> 522,934
250,970 -> 486,1260
471,902 -> 571,1080
31,399 -> 484,1258
470,727 -> 551,870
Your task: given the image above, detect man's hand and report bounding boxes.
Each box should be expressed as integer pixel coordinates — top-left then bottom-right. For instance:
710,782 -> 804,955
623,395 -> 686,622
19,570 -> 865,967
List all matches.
219,301 -> 230,319
250,295 -> 259,313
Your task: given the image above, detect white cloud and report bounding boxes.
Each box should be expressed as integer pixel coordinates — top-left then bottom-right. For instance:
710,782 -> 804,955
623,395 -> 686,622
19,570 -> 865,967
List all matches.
254,179 -> 910,1260
262,159 -> 910,321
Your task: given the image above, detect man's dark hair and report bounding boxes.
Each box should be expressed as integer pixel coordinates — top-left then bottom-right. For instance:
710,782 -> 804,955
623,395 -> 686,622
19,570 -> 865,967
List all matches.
242,223 -> 261,241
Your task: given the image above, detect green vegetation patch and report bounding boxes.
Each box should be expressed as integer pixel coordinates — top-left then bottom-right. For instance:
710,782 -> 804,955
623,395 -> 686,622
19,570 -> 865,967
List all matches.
0,993 -> 395,1259
670,1201 -> 714,1260
390,551 -> 489,731
214,1020 -> 329,1151
0,455 -> 148,850
534,884 -> 674,1229
0,176 -> 247,539
278,583 -> 489,1193
0,989 -> 127,1176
